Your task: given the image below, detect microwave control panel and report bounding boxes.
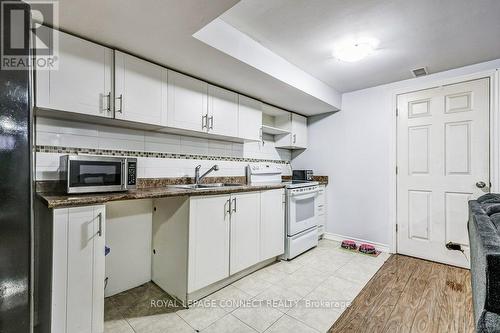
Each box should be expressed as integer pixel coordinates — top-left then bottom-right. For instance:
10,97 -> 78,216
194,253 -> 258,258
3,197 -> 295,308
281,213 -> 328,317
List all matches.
127,161 -> 137,186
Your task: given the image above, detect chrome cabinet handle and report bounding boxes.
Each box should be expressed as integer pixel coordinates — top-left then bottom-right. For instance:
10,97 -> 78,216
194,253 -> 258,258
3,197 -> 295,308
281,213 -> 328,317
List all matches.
209,116 -> 214,130
97,213 -> 103,237
116,94 -> 123,113
226,199 -> 231,215
476,181 -> 486,189
232,197 -> 236,213
202,114 -> 208,129
105,92 -> 111,112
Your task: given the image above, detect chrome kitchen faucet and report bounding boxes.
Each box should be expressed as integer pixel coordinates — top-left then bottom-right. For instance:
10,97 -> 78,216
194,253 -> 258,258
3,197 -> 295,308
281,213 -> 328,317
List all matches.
195,164 -> 219,185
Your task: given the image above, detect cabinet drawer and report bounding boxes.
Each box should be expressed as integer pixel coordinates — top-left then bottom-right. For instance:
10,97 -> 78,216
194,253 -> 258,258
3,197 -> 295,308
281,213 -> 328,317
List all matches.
317,189 -> 326,206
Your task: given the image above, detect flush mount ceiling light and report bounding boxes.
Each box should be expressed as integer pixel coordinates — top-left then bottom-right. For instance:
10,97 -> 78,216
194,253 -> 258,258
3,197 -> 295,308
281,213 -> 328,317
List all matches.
332,38 -> 379,62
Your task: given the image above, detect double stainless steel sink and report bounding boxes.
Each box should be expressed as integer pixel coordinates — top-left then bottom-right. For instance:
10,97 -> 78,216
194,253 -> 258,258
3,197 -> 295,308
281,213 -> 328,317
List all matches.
169,165 -> 245,190
168,183 -> 245,190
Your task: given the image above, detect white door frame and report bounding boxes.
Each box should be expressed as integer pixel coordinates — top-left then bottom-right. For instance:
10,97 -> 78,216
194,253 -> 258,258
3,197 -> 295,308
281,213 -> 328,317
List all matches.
389,69 -> 499,254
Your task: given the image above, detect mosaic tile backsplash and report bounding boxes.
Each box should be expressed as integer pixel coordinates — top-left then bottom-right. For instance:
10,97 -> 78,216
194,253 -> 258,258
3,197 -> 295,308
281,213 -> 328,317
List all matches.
35,117 -> 292,181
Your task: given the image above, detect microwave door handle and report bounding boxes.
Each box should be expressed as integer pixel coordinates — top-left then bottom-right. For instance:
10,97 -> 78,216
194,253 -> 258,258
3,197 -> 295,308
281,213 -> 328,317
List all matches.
66,159 -> 72,193
122,160 -> 126,190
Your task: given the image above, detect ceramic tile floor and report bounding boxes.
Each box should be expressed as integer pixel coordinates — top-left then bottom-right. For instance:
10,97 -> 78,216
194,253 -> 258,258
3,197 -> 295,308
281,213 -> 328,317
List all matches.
104,239 -> 390,333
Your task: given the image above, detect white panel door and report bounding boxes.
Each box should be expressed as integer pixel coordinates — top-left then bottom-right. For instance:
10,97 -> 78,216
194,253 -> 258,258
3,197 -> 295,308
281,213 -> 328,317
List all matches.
65,205 -> 105,333
397,78 -> 489,268
167,70 -> 208,132
36,27 -> 113,118
260,189 -> 285,261
207,85 -> 239,137
230,192 -> 261,275
238,95 -> 262,141
188,195 -> 230,292
114,51 -> 167,126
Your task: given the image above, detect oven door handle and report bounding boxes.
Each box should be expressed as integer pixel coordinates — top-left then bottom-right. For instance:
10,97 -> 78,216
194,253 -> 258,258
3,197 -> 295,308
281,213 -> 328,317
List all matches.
289,191 -> 318,200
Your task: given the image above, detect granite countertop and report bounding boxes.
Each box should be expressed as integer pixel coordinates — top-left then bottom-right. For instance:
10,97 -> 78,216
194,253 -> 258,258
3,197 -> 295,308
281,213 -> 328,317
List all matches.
37,175 -> 328,209
38,183 -> 287,209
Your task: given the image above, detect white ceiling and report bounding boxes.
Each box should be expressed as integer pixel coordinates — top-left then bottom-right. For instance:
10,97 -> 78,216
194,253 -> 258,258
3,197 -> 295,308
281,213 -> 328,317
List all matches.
48,0 -> 339,115
222,0 -> 500,92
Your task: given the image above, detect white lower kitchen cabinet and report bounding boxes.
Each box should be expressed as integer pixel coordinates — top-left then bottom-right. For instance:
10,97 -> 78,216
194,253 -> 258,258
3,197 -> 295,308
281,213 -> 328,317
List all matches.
52,205 -> 106,333
316,185 -> 327,237
260,189 -> 285,260
230,192 -> 261,275
188,195 -> 231,292
152,189 -> 285,304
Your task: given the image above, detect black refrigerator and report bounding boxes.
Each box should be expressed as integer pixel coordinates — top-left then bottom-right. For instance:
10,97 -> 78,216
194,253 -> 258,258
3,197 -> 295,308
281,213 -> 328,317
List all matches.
0,0 -> 33,332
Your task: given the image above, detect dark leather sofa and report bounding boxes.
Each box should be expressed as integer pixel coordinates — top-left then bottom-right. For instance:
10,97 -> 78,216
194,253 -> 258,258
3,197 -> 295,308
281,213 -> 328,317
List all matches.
469,193 -> 500,332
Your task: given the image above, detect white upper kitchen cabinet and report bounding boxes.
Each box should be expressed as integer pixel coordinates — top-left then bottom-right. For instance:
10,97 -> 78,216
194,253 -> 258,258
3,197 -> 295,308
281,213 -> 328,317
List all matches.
260,189 -> 285,261
167,70 -> 208,132
188,195 -> 230,292
229,192 -> 261,275
36,27 -> 113,118
207,85 -> 239,137
114,51 -> 167,126
238,95 -> 263,141
275,113 -> 308,149
52,205 -> 105,333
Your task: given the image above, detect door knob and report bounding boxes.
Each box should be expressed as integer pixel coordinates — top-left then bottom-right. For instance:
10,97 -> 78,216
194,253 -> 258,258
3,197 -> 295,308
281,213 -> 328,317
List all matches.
476,181 -> 486,189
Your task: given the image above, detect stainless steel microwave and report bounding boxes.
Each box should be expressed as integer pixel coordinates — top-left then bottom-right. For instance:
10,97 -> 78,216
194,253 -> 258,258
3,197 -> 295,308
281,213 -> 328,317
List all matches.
60,155 -> 137,194
292,169 -> 314,181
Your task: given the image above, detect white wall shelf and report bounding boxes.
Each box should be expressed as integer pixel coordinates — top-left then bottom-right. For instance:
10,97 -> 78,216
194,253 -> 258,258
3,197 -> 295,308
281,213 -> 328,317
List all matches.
261,125 -> 290,136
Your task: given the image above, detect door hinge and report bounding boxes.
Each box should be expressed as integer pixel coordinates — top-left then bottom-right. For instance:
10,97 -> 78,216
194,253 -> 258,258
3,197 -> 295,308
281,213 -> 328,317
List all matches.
396,108 -> 399,117
396,166 -> 398,175
396,224 -> 398,232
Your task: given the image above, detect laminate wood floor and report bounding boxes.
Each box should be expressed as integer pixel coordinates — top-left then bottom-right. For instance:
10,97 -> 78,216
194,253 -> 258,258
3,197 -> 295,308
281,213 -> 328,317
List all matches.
328,254 -> 474,333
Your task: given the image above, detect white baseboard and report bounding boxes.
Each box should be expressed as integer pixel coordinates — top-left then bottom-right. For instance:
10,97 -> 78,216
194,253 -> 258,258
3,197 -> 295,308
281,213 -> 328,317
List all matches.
322,232 -> 391,253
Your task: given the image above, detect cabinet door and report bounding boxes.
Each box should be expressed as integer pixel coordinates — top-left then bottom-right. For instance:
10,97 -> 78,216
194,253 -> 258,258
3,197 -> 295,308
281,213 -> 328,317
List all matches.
36,26 -> 113,118
275,113 -> 308,149
260,189 -> 285,261
291,113 -> 308,148
114,51 -> 167,126
238,95 -> 262,141
316,185 -> 327,237
65,205 -> 105,333
188,195 -> 230,292
167,70 -> 208,132
207,85 -> 238,137
230,192 -> 261,275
